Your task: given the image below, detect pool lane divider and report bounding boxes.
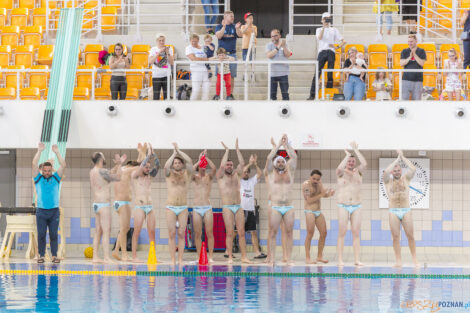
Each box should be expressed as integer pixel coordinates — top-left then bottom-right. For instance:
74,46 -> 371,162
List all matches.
1,270 -> 470,279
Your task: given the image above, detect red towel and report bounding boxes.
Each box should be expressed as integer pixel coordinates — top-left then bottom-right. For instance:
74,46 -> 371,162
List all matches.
199,155 -> 208,169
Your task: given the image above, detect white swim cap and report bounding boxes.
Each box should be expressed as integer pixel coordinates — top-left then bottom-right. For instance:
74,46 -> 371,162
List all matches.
273,155 -> 286,166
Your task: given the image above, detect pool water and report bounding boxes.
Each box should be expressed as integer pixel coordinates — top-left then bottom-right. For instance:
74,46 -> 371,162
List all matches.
1,264 -> 470,312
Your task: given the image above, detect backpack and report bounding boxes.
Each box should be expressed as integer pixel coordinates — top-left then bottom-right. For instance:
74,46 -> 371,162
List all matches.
177,84 -> 192,100
112,228 -> 134,252
177,70 -> 191,80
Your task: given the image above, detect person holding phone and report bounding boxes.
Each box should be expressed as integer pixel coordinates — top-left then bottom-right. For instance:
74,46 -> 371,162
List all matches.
109,43 -> 131,100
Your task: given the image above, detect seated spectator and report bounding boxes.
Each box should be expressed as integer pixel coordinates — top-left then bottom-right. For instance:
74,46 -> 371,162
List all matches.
373,0 -> 398,40
204,34 -> 215,77
186,34 -> 210,100
149,33 -> 174,100
201,0 -> 219,34
372,68 -> 392,101
210,48 -> 235,100
108,43 -> 130,100
400,34 -> 426,100
441,48 -> 463,101
265,29 -> 292,101
241,12 -> 257,61
343,47 -> 367,101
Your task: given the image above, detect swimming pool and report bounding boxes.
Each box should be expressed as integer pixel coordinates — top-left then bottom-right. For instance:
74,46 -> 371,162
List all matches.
1,264 -> 470,312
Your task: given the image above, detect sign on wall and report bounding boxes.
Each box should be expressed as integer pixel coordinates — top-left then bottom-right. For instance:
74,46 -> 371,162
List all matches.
379,158 -> 430,209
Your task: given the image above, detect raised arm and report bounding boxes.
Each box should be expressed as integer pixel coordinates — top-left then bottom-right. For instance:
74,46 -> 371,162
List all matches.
136,142 -> 147,163
164,147 -> 177,178
399,150 -> 416,181
32,142 -> 45,177
51,144 -> 66,178
350,141 -> 367,173
133,148 -> 152,179
217,141 -> 229,179
147,143 -> 160,178
336,149 -> 351,178
282,134 -> 297,171
173,142 -> 193,176
235,138 -> 245,175
383,154 -> 400,184
252,155 -> 263,180
101,154 -> 126,182
265,137 -> 282,174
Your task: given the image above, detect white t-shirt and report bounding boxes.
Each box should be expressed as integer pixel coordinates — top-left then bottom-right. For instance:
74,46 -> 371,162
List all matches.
240,176 -> 258,212
316,27 -> 342,55
149,46 -> 174,78
185,45 -> 207,73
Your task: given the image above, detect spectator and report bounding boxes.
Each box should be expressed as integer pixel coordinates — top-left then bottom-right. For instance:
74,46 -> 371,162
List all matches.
460,9 -> 470,69
149,34 -> 174,100
202,0 -> 220,34
210,47 -> 234,100
343,47 -> 367,101
400,34 -> 426,100
108,43 -> 130,100
308,12 -> 346,100
266,29 -> 292,101
373,0 -> 398,39
372,68 -> 392,100
401,0 -> 420,33
215,11 -> 242,98
241,12 -> 257,61
441,48 -> 463,101
32,143 -> 66,264
204,34 -> 215,77
186,34 -> 210,100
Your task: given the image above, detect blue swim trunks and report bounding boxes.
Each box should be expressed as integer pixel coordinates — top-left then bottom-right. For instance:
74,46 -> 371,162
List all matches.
93,203 -> 109,214
305,210 -> 322,218
272,206 -> 294,216
114,200 -> 131,211
193,205 -> 212,217
338,204 -> 361,215
223,204 -> 241,214
389,208 -> 411,221
134,205 -> 153,215
166,206 -> 188,216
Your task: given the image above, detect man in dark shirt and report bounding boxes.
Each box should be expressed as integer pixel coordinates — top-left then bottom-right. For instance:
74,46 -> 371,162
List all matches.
400,34 -> 427,100
215,10 -> 242,98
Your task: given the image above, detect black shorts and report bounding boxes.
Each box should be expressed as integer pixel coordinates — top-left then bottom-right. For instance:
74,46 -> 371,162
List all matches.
244,211 -> 257,232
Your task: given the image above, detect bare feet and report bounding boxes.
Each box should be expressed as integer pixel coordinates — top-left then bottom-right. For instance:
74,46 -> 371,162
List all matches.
305,259 -> 317,265
283,260 -> 295,266
92,258 -> 103,264
121,253 -> 130,262
131,257 -> 144,263
241,258 -> 252,264
111,250 -> 121,261
227,258 -> 233,264
316,258 -> 329,264
414,262 -> 421,268
354,261 -> 364,267
393,261 -> 403,268
338,260 -> 344,267
208,258 -> 214,264
103,257 -> 116,264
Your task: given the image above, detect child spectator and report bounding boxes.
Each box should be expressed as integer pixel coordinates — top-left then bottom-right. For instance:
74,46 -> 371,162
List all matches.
372,68 -> 392,100
441,48 -> 463,101
241,12 -> 257,61
210,47 -> 235,100
204,34 -> 215,78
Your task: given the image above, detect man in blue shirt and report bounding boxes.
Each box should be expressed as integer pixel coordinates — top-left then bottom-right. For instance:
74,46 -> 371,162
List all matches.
215,10 -> 243,99
32,143 -> 66,264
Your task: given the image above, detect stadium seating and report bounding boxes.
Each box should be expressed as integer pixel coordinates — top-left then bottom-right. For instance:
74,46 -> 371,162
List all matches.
28,65 -> 49,95
23,26 -> 43,49
1,26 -> 20,49
36,44 -> 54,65
83,44 -> 104,67
73,87 -> 90,100
14,45 -> 34,67
368,44 -> 388,69
20,87 -> 40,99
32,8 -> 47,29
76,65 -> 96,89
102,6 -> 117,31
0,8 -> 6,28
19,0 -> 35,9
131,45 -> 151,68
0,44 -> 11,67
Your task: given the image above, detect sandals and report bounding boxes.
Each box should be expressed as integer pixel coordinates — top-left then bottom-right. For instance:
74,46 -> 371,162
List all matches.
254,253 -> 267,259
52,257 -> 60,264
37,257 -> 45,264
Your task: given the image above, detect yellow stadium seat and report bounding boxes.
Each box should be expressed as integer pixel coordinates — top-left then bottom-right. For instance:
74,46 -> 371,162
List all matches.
125,87 -> 139,100
423,64 -> 438,88
5,65 -> 25,89
1,26 -> 20,49
14,45 -> 34,67
418,43 -> 436,66
0,45 -> 11,67
0,0 -> 14,10
73,87 -> 90,100
318,88 -> 339,100
436,9 -> 452,30
462,0 -> 470,7
368,44 -> 388,68
63,0 -> 80,8
106,0 -> 122,9
344,44 -> 365,55
32,8 -> 47,28
36,44 -> 53,65
438,0 -> 452,7
76,64 -> 96,89
0,8 -> 6,28
20,87 -> 41,99
23,26 -> 43,48
126,65 -> 145,90
0,87 -> 16,99
131,44 -> 150,67
10,8 -> 29,29
50,10 -> 60,29
391,44 -> 409,68
40,0 -> 57,8
28,64 -> 49,92
440,44 -> 460,67
19,0 -> 35,9
99,65 -> 112,88
83,44 -> 104,67
102,6 -> 117,31
108,44 -> 128,55
94,87 -> 111,100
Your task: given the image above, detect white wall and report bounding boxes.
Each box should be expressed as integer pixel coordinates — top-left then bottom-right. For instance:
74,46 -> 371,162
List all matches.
1,100 -> 470,150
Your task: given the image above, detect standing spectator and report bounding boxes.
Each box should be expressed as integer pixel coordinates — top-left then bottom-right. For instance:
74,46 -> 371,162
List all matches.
440,48 -> 463,101
186,34 -> 210,100
373,0 -> 398,39
401,0 -> 420,33
201,0 -> 219,34
240,155 -> 266,259
210,47 -> 234,100
266,29 -> 292,101
149,34 -> 174,100
241,12 -> 257,61
108,43 -> 130,100
461,9 -> 470,69
400,34 -> 426,100
343,47 -> 367,101
32,143 -> 66,264
215,11 -> 243,98
372,68 -> 392,100
308,12 -> 346,100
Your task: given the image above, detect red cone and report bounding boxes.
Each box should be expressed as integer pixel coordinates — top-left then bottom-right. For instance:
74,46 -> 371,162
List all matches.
199,241 -> 208,266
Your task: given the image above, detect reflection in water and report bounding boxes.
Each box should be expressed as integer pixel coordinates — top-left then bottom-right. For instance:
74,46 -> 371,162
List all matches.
35,275 -> 59,312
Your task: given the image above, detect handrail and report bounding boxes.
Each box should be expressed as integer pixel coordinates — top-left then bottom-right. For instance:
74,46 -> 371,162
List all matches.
244,33 -> 256,100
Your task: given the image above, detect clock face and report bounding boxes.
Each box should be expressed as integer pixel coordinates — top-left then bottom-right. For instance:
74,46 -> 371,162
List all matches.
379,158 -> 430,209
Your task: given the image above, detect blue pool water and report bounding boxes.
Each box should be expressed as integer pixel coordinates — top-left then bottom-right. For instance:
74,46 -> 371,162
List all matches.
1,264 -> 470,312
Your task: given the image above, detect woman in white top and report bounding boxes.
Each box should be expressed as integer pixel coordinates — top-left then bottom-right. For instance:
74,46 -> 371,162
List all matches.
372,68 -> 392,100
185,34 -> 210,100
108,43 -> 131,100
149,33 -> 174,100
441,48 -> 463,101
